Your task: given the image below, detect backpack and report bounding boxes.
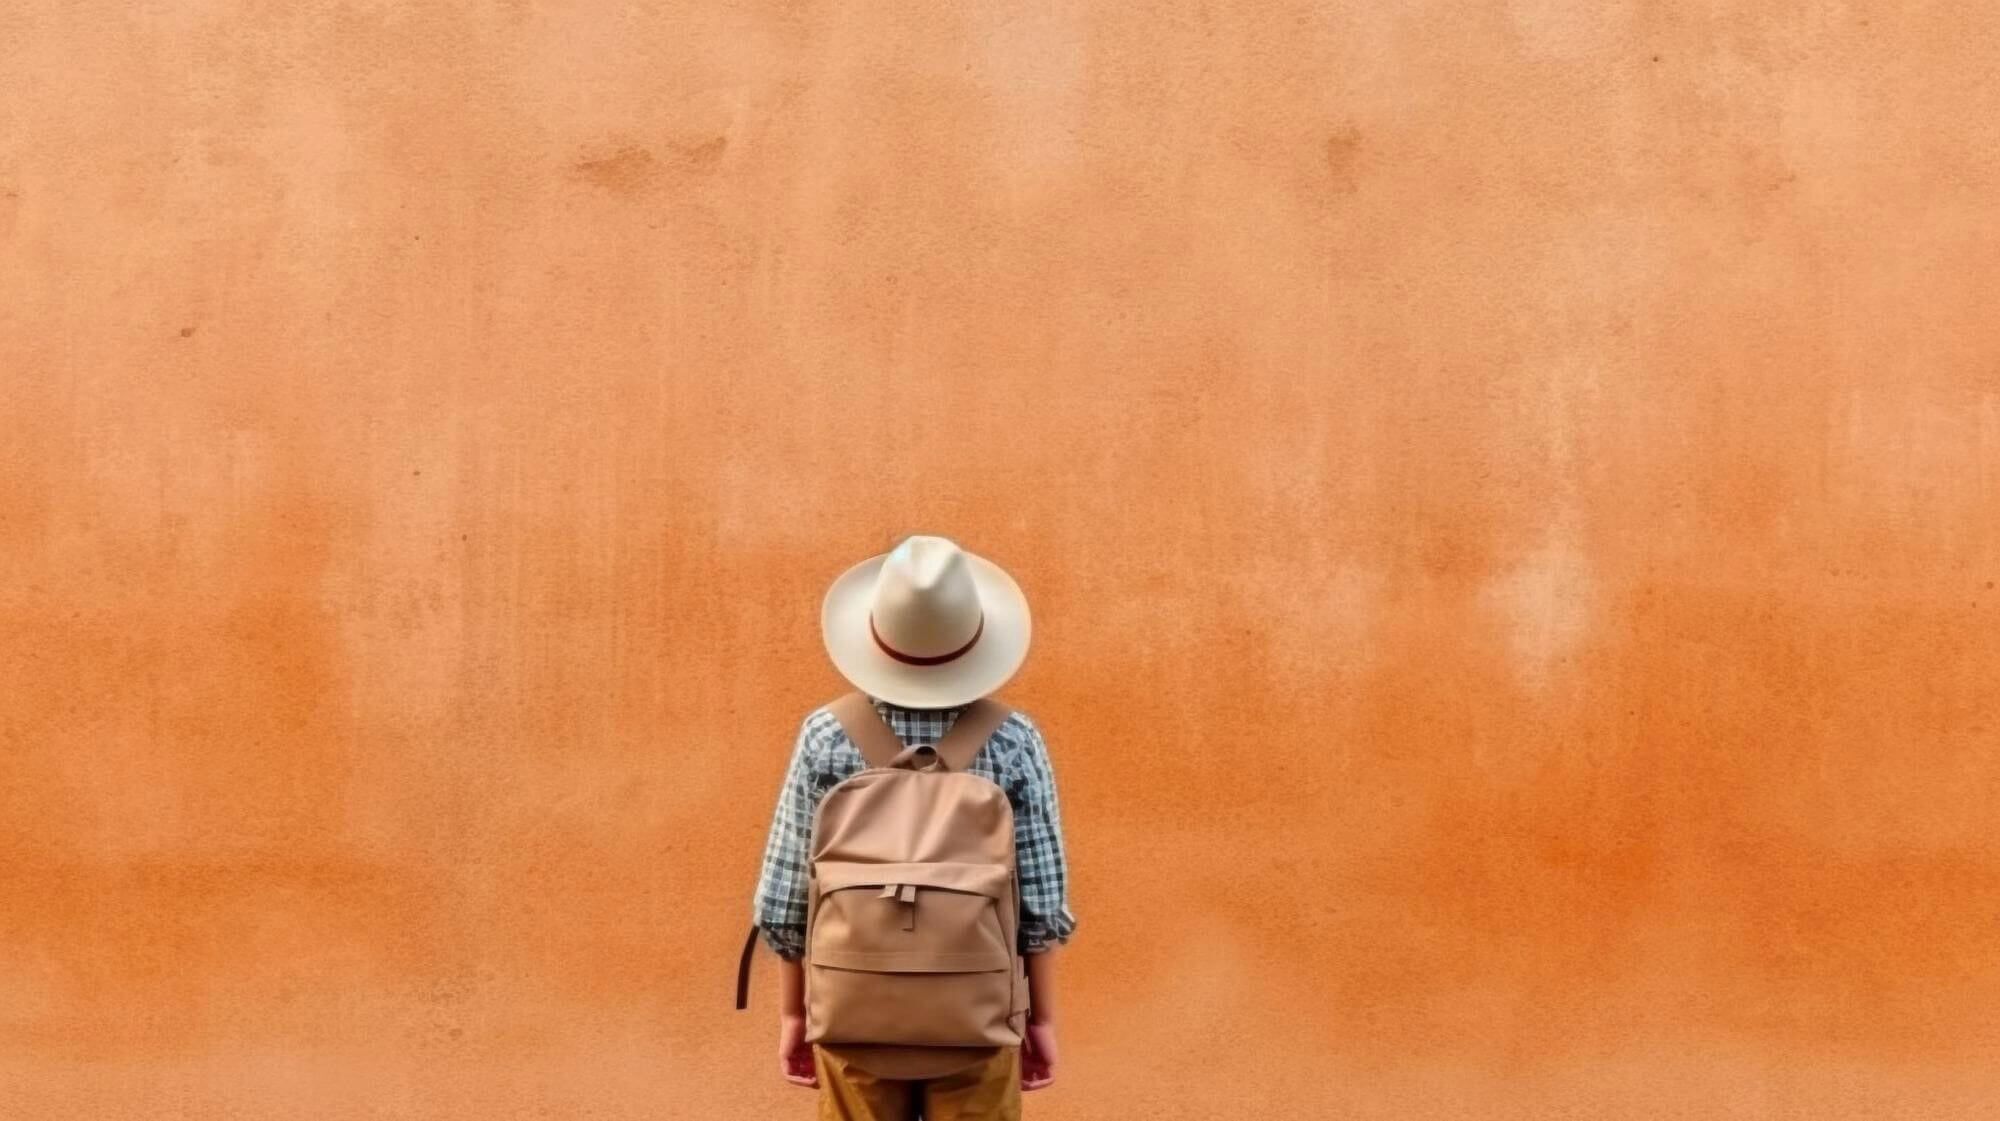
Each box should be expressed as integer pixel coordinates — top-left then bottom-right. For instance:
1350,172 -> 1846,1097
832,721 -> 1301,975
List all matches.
736,691 -> 1030,1058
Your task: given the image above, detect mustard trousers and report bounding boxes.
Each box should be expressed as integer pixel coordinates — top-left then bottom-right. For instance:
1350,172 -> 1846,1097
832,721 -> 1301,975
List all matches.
813,1044 -> 1021,1121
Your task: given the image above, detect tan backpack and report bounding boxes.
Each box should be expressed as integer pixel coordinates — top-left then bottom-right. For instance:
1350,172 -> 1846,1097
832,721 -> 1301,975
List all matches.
737,691 -> 1030,1065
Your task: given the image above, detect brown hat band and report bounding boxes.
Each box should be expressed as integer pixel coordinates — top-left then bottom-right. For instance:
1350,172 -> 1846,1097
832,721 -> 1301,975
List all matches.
869,611 -> 984,666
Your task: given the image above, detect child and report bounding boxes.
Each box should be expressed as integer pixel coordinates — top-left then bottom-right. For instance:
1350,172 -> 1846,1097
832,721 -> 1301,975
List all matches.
751,535 -> 1077,1118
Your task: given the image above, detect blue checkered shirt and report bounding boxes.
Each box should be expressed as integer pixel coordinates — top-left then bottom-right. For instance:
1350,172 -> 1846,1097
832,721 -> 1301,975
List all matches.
753,696 -> 1078,960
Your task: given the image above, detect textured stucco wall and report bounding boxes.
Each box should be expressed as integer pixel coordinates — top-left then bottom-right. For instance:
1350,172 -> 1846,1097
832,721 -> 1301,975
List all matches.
5,2 -> 1999,1118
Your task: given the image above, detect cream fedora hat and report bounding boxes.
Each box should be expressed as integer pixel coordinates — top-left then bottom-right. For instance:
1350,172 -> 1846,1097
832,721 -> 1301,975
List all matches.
821,535 -> 1031,710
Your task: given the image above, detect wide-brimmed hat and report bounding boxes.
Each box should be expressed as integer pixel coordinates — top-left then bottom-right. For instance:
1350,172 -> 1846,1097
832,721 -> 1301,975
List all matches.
821,535 -> 1031,710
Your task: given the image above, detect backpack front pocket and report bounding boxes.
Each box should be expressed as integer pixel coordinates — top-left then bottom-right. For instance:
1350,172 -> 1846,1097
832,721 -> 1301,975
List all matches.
806,861 -> 1016,1046
808,861 -> 1012,971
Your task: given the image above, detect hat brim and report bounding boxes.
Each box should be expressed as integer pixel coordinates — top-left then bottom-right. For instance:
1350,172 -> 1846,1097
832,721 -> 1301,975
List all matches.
821,549 -> 1031,710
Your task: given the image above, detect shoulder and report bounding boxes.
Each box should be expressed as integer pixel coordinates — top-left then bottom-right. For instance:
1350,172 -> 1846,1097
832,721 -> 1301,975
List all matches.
785,704 -> 866,792
799,703 -> 849,752
989,706 -> 1043,748
781,703 -> 847,771
982,704 -> 1051,774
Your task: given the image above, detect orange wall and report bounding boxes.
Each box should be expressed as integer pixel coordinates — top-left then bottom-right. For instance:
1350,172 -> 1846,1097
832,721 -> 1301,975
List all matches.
5,2 -> 1999,1117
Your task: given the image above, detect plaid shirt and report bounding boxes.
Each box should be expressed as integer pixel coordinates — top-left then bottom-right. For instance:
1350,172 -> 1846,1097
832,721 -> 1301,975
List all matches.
752,695 -> 1078,960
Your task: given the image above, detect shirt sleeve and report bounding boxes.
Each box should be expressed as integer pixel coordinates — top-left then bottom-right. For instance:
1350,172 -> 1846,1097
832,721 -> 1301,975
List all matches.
752,714 -> 817,961
1012,715 -> 1078,954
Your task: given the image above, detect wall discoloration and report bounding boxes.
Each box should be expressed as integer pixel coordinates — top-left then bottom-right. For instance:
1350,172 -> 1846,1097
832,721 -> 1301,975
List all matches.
1479,516 -> 1596,692
4,1 -> 1999,1117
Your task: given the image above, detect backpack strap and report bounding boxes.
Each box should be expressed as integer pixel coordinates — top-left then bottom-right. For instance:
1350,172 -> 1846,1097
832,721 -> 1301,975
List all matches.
734,924 -> 759,1010
932,696 -> 1013,772
828,691 -> 906,769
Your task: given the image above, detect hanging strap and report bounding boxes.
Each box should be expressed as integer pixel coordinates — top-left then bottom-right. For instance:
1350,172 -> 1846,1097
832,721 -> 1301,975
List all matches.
827,691 -> 907,768
734,924 -> 759,1010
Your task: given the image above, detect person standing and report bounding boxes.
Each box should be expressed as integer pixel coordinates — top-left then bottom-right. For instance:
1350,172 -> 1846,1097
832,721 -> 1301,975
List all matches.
749,535 -> 1077,1119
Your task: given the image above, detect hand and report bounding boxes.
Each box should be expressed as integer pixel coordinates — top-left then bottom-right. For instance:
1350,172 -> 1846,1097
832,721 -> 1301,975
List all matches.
1021,1020 -> 1057,1091
778,1013 -> 817,1088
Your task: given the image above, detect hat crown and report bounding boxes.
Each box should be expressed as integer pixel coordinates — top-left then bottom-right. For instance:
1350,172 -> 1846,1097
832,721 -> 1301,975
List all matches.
870,536 -> 983,657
